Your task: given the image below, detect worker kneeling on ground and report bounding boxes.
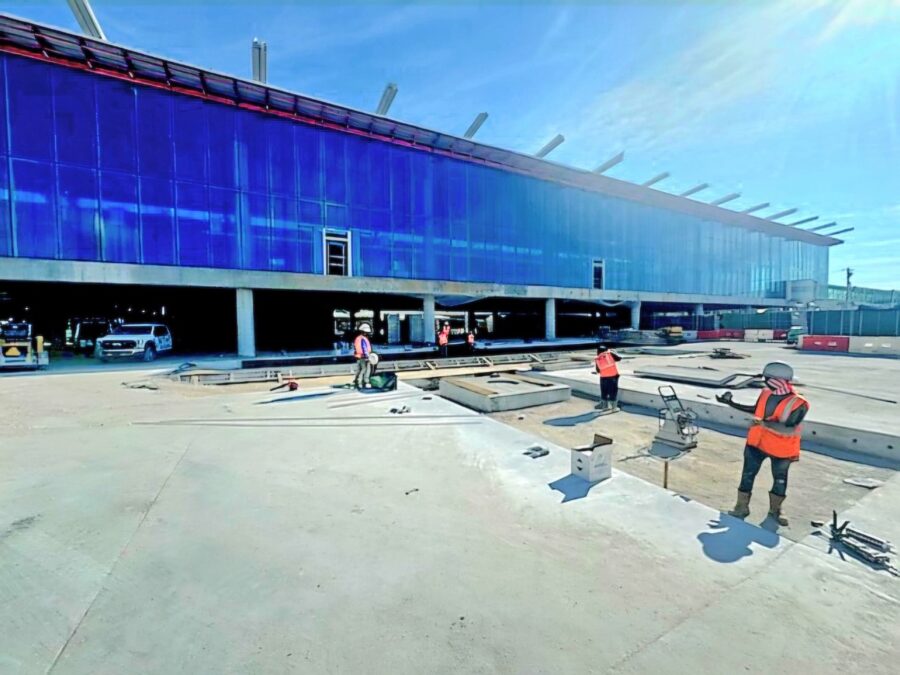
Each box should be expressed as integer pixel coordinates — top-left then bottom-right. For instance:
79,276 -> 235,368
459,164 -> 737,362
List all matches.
353,323 -> 374,389
716,361 -> 809,526
594,345 -> 622,411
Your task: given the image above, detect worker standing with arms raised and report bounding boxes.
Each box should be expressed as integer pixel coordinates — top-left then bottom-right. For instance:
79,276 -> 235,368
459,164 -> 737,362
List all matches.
352,323 -> 373,389
717,361 -> 809,526
594,345 -> 622,411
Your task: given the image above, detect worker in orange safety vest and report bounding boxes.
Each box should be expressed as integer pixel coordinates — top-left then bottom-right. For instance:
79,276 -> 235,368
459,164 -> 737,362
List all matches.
466,330 -> 476,354
352,323 -> 373,389
593,345 -> 622,411
716,361 -> 809,526
437,322 -> 450,358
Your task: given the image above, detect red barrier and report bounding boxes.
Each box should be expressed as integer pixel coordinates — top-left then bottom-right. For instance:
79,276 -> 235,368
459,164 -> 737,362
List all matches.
697,330 -> 723,339
721,329 -> 745,340
773,329 -> 788,340
801,335 -> 850,352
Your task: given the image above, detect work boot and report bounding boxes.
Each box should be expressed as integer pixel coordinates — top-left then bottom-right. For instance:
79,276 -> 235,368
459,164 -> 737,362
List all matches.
610,398 -> 619,412
768,493 -> 789,526
596,400 -> 608,411
729,490 -> 751,519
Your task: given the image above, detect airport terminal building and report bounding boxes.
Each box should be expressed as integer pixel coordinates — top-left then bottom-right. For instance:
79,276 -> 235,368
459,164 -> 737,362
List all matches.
0,15 -> 837,355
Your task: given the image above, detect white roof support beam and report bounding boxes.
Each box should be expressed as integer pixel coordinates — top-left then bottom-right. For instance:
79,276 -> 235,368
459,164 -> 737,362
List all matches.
710,192 -> 740,206
463,112 -> 488,139
535,134 -> 565,158
680,183 -> 709,198
823,227 -> 854,237
741,202 -> 769,214
593,151 -> 624,174
805,221 -> 836,232
251,38 -> 267,83
788,216 -> 819,227
641,172 -> 670,188
376,83 -> 398,115
66,0 -> 106,40
768,208 -> 798,220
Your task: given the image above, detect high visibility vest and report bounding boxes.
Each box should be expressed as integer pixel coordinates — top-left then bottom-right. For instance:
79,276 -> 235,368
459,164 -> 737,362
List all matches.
467,333 -> 475,345
353,335 -> 370,359
745,389 -> 808,460
438,331 -> 449,346
595,352 -> 619,378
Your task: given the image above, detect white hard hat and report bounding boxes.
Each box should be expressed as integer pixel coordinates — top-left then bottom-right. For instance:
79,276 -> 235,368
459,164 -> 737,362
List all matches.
367,352 -> 379,365
358,323 -> 372,333
762,361 -> 794,381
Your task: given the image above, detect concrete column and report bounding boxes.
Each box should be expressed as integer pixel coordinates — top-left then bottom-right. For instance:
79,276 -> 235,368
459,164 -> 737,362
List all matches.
423,294 -> 436,344
629,300 -> 642,330
694,303 -> 704,316
545,298 -> 556,340
236,288 -> 256,357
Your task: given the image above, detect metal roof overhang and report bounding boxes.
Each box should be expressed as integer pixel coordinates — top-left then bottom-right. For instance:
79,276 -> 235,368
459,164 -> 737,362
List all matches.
0,12 -> 840,248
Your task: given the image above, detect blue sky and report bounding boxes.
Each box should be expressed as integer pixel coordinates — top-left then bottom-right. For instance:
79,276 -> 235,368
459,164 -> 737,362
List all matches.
7,0 -> 900,288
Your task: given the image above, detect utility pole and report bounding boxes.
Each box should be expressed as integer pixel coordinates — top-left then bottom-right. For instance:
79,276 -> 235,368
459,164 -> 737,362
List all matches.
844,267 -> 854,307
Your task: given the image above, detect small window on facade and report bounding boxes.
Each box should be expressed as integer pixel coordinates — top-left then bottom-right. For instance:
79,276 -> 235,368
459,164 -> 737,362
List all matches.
325,232 -> 350,276
592,259 -> 605,290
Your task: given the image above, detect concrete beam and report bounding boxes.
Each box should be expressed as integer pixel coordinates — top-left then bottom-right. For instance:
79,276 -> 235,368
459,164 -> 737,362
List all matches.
0,257 -> 795,308
788,216 -> 818,227
66,0 -> 106,40
545,298 -> 556,340
376,83 -> 398,115
630,300 -> 642,330
236,288 -> 256,357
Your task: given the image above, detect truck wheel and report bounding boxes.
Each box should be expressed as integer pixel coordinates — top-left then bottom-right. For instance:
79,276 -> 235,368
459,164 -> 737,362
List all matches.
142,344 -> 157,362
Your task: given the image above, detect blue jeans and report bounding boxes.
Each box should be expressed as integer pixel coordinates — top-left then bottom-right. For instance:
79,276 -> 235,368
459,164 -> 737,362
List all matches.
738,445 -> 791,497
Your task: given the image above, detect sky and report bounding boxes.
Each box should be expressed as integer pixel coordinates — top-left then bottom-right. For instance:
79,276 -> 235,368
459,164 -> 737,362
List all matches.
5,0 -> 900,289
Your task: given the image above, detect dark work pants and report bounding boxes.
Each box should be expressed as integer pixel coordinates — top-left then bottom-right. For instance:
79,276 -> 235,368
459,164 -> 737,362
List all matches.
738,445 -> 791,497
439,344 -> 448,358
599,375 -> 619,401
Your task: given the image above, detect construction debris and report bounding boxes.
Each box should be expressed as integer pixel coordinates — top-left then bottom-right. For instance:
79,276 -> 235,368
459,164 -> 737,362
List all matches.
634,366 -> 759,389
523,444 -> 549,459
842,477 -> 884,489
710,348 -> 748,359
812,511 -> 898,576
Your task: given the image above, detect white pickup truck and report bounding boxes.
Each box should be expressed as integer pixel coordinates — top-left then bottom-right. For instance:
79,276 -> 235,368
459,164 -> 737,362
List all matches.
96,323 -> 173,362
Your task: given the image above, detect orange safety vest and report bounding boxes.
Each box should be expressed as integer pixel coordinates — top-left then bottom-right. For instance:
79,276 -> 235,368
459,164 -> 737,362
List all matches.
353,335 -> 370,359
745,389 -> 808,460
595,352 -> 619,378
438,331 -> 449,346
467,333 -> 475,345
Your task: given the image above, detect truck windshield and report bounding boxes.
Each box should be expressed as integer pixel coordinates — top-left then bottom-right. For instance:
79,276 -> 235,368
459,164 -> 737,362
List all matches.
113,325 -> 153,335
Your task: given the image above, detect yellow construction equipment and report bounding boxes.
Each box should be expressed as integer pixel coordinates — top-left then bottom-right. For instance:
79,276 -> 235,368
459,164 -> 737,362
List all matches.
0,321 -> 49,370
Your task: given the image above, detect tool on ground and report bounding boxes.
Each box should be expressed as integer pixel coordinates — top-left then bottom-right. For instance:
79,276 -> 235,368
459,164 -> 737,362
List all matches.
269,379 -> 299,391
654,385 -> 699,451
812,510 -> 898,576
710,347 -> 747,359
523,444 -> 549,459
390,405 -> 411,415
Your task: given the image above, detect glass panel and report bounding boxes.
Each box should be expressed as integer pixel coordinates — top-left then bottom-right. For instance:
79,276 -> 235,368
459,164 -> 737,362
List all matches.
98,81 -> 136,172
174,96 -> 208,183
136,89 -> 173,179
297,126 -> 322,200
271,196 -> 298,272
0,162 -> 11,256
8,58 -> 54,161
53,69 -> 97,167
238,113 -> 268,193
176,181 -> 210,267
268,119 -> 296,197
322,132 -> 346,204
243,191 -> 270,270
139,177 -> 175,265
100,171 -> 139,263
57,165 -> 99,260
12,159 -> 56,258
207,106 -> 237,189
208,187 -> 239,269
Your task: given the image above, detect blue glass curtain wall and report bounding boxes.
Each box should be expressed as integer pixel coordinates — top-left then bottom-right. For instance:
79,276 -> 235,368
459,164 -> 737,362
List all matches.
0,54 -> 829,296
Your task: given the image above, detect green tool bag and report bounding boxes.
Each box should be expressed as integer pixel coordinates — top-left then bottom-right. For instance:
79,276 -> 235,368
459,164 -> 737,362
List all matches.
368,372 -> 398,391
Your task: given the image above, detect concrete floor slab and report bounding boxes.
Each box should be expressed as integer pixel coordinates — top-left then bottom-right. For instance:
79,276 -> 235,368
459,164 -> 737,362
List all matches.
1,369 -> 898,674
